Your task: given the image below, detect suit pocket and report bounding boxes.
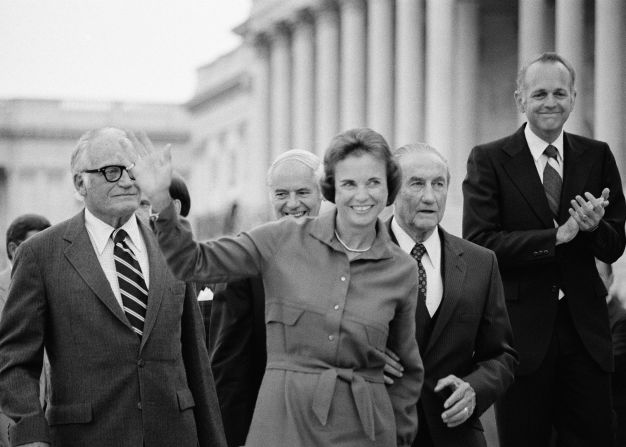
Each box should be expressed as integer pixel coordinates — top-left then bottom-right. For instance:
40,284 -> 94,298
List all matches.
47,403 -> 92,425
177,388 -> 196,411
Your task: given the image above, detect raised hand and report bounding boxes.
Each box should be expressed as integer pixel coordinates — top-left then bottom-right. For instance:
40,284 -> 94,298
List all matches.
120,130 -> 173,212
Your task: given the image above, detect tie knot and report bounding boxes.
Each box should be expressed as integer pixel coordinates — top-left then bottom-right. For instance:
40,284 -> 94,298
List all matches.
544,145 -> 558,160
410,243 -> 426,261
112,228 -> 128,244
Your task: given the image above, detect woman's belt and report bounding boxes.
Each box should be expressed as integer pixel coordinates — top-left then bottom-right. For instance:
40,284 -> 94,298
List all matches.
266,356 -> 384,441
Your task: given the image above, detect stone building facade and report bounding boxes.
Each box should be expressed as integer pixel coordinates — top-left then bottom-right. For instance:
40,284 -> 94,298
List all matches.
187,0 -> 626,236
0,98 -> 191,264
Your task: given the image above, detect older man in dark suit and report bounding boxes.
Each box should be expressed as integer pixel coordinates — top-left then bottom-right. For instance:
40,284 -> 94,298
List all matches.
463,52 -> 626,446
0,128 -> 226,447
387,143 -> 517,447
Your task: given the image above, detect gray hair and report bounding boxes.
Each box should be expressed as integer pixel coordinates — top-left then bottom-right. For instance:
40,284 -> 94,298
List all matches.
393,142 -> 451,183
70,127 -> 127,175
516,52 -> 576,93
266,149 -> 323,187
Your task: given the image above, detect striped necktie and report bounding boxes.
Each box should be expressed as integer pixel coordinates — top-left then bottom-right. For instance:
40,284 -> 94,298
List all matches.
112,229 -> 148,337
543,144 -> 562,219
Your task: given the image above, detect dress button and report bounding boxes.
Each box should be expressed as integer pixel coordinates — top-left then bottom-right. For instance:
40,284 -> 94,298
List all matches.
333,304 -> 340,310
137,402 -> 142,410
328,335 -> 335,341
340,276 -> 346,282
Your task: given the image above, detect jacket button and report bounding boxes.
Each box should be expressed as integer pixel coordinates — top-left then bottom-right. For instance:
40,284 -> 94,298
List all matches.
137,359 -> 145,367
328,335 -> 335,341
137,402 -> 142,410
551,285 -> 557,293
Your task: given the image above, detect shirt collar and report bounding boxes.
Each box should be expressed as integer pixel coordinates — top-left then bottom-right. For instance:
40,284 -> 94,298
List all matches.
84,208 -> 143,255
525,124 -> 564,164
390,216 -> 441,268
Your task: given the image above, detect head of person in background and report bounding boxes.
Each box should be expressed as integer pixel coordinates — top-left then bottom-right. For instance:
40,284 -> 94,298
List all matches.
5,213 -> 51,263
321,128 -> 401,239
266,149 -> 323,220
514,52 -> 576,143
137,172 -> 191,223
393,142 -> 450,242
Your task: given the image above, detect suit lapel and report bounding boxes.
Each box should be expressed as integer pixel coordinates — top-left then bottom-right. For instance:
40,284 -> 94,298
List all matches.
424,229 -> 466,356
559,133 -> 590,223
501,126 -> 554,228
139,220 -> 167,349
63,211 -> 130,328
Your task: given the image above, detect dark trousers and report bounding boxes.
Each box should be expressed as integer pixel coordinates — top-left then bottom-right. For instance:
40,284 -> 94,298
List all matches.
496,299 -> 613,447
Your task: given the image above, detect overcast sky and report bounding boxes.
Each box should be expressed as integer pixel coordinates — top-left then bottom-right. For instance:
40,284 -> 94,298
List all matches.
0,0 -> 251,103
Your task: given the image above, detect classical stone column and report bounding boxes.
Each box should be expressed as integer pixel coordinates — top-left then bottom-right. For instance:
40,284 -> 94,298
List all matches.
339,0 -> 366,130
425,0 -> 455,160
315,1 -> 341,155
367,0 -> 395,145
291,10 -> 316,151
269,23 -> 292,160
555,0 -> 586,135
245,37 -> 271,215
395,0 -> 424,146
452,0 -> 479,206
595,0 -> 625,172
518,0 -> 553,67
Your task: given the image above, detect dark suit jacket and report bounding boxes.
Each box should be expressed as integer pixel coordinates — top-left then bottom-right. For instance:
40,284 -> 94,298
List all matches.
0,211 -> 226,447
208,277 -> 266,447
388,222 -> 517,447
463,124 -> 626,374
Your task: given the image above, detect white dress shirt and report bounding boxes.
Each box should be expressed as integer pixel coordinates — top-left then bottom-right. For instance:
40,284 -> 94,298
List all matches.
391,217 -> 443,316
525,125 -> 564,183
84,209 -> 150,309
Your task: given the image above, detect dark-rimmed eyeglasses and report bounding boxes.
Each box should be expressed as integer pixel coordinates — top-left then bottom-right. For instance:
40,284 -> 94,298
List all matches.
82,165 -> 135,183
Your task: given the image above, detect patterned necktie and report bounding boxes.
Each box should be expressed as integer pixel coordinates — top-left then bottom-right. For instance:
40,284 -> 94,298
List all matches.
543,145 -> 562,219
112,229 -> 148,337
410,243 -> 431,350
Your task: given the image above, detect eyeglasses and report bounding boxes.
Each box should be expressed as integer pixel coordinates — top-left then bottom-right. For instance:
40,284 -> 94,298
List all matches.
82,165 -> 135,183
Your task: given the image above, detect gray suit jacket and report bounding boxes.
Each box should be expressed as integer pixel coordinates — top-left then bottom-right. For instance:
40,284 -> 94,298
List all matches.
0,211 -> 226,447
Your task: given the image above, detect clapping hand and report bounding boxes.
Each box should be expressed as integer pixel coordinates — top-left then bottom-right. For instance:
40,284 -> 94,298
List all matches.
568,188 -> 609,232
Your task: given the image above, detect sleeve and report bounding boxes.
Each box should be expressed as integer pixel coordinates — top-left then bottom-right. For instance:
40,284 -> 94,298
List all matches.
462,145 -> 557,269
180,282 -> 227,447
581,143 -> 626,264
153,201 -> 276,283
0,245 -> 51,445
463,251 -> 519,415
208,279 -> 258,447
387,279 -> 423,447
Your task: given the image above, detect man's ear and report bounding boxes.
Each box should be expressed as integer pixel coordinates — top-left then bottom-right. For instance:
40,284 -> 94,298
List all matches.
73,173 -> 87,197
7,241 -> 18,261
514,90 -> 525,114
173,199 -> 182,216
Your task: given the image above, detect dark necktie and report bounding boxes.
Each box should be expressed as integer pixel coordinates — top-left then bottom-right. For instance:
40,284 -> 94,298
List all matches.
112,229 -> 148,337
410,243 -> 430,350
543,145 -> 562,219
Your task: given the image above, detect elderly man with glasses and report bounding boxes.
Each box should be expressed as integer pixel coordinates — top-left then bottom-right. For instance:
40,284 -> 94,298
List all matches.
0,127 -> 226,447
